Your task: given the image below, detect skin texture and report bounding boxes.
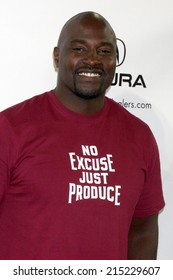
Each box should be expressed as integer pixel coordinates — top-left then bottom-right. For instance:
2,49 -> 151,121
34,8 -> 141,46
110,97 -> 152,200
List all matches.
53,11 -> 159,259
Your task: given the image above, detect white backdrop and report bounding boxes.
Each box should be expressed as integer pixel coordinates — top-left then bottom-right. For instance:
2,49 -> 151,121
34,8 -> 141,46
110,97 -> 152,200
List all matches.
0,0 -> 172,259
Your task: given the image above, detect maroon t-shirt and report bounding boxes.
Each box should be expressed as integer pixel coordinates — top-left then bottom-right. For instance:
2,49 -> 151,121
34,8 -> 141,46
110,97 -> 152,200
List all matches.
0,90 -> 164,259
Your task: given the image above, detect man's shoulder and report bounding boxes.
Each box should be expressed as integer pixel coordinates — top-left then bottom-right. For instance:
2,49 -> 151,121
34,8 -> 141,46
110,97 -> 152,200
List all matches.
1,90 -> 53,125
106,96 -> 156,150
107,97 -> 149,130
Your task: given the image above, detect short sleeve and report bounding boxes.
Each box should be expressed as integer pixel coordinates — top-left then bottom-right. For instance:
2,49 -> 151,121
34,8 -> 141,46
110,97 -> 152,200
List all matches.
0,113 -> 17,202
133,129 -> 165,218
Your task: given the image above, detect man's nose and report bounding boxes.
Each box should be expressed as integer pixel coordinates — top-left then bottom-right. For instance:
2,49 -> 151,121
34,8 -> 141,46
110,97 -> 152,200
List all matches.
83,50 -> 101,65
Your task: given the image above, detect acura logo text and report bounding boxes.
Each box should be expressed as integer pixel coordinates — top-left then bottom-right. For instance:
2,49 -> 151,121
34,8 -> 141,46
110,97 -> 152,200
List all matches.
112,38 -> 146,88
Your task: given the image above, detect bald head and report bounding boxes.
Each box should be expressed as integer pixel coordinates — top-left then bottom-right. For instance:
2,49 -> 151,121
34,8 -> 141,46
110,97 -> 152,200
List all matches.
57,11 -> 116,47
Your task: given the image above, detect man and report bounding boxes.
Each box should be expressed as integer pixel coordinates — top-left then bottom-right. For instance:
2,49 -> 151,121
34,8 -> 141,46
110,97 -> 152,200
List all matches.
0,11 -> 164,259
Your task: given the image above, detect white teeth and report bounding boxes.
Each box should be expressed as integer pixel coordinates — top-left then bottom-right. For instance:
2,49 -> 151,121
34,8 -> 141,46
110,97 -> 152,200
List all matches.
78,72 -> 100,77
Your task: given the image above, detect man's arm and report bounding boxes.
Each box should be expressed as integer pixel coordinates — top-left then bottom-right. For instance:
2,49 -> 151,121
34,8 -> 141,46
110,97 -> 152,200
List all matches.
128,213 -> 159,259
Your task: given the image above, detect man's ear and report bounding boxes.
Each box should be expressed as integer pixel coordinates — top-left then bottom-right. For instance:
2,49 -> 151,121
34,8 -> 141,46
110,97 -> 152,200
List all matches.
53,47 -> 59,69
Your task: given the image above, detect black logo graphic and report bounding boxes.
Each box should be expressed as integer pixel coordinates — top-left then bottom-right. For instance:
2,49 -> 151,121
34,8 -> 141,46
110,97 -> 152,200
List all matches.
112,38 -> 146,88
116,38 -> 126,67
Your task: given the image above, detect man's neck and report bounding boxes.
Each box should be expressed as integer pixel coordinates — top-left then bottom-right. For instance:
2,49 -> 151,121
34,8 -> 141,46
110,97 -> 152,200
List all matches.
54,88 -> 105,115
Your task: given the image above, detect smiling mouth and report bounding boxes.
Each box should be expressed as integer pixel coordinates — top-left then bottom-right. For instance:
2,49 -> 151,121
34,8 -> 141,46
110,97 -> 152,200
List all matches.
78,72 -> 101,77
75,67 -> 104,78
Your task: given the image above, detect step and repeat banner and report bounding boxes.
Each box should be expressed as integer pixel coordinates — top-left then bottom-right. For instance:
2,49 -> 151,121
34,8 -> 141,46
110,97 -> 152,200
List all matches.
0,0 -> 172,260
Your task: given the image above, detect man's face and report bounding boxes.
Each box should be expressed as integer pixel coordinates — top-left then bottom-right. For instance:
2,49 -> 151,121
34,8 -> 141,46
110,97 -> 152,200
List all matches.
55,16 -> 116,100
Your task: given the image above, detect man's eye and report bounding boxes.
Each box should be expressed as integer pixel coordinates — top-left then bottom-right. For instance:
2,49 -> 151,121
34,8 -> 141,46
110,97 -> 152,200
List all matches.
98,49 -> 112,55
72,47 -> 86,53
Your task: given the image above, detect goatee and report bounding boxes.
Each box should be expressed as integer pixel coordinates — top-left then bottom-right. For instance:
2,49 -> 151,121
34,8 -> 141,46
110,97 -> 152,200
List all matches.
73,77 -> 104,100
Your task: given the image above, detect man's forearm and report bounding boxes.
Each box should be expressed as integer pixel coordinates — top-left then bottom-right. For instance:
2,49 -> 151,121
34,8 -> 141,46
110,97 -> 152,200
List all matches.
128,214 -> 159,260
